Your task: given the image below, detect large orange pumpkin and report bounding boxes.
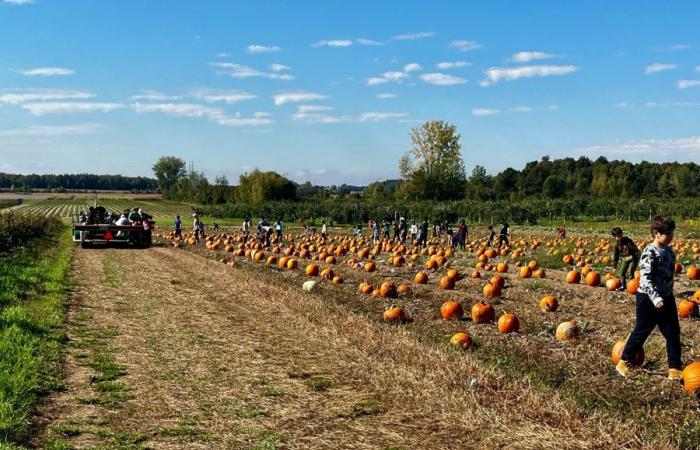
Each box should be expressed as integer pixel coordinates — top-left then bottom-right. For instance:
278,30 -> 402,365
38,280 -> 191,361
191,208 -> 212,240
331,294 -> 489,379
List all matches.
626,278 -> 639,295
490,274 -> 505,288
320,268 -> 334,279
397,283 -> 411,295
483,282 -> 502,298
585,271 -> 601,287
566,270 -> 581,284
439,276 -> 455,290
383,305 -> 406,322
688,266 -> 700,280
359,282 -> 373,295
471,302 -> 495,324
519,266 -> 532,279
539,295 -> 559,312
563,255 -> 574,265
606,277 -> 622,291
446,268 -> 460,280
440,300 -> 464,320
286,258 -> 298,270
414,271 -> 428,284
678,299 -> 699,318
498,313 -> 520,334
380,281 -> 397,298
365,261 -> 376,272
681,361 -> 700,394
496,262 -> 509,273
611,340 -> 644,367
305,264 -> 320,277
450,332 -> 472,350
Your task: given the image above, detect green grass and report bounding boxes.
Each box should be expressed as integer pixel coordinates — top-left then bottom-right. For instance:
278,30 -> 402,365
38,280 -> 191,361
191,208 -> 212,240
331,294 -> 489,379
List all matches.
0,226 -> 73,446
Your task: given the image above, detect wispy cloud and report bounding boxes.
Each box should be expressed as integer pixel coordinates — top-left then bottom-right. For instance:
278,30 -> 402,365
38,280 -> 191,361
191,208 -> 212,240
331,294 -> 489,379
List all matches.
131,102 -> 273,127
22,102 -> 124,116
359,112 -> 408,122
392,32 -> 435,41
270,63 -> 291,72
449,40 -> 482,52
0,89 -> 95,104
436,61 -> 470,70
190,89 -> 256,104
216,52 -> 231,58
480,65 -> 579,86
0,123 -> 102,137
677,79 -> 700,89
419,73 -> 467,85
3,0 -> 34,4
644,63 -> 677,74
656,44 -> 691,51
292,105 -> 347,124
615,101 -> 700,108
246,44 -> 281,54
472,108 -> 500,116
367,71 -> 409,86
356,38 -> 385,46
20,67 -> 74,76
273,91 -> 328,106
129,90 -> 181,101
313,39 -> 353,48
509,106 -> 532,112
403,63 -> 422,73
211,62 -> 293,80
510,52 -> 561,63
376,93 -> 397,99
296,105 -> 334,113
575,136 -> 700,158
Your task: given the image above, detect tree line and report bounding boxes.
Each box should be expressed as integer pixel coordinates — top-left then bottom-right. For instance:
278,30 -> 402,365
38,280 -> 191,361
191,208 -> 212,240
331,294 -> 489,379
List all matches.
0,173 -> 158,192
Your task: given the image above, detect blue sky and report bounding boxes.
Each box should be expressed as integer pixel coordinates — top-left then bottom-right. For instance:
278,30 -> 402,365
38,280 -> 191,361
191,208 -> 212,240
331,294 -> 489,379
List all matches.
1,0 -> 699,185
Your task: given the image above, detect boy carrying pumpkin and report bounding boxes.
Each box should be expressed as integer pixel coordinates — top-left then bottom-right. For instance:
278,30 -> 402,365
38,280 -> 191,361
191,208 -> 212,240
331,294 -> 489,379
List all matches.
616,216 -> 682,380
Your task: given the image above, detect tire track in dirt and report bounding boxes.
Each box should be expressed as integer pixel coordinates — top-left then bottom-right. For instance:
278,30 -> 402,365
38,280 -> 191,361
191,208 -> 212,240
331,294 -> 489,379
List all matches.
37,245 -> 665,449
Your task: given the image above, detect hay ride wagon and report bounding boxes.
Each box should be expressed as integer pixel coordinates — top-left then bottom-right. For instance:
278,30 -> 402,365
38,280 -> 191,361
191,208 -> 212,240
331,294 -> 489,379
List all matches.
72,208 -> 153,248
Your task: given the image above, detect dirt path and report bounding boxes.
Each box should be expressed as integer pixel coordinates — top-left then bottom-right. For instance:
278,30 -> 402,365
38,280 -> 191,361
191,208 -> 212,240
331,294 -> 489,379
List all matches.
35,246 -> 661,449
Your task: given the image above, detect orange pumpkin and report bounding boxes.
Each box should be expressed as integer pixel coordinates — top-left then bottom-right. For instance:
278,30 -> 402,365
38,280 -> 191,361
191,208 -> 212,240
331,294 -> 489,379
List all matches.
533,268 -> 546,278
332,275 -> 344,284
305,264 -> 320,277
397,283 -> 411,295
688,266 -> 700,280
566,270 -> 581,284
439,276 -> 455,290
364,261 -> 376,272
528,260 -> 539,270
498,313 -> 520,334
611,340 -> 644,367
440,300 -> 464,320
678,299 -> 699,319
414,271 -> 428,284
383,305 -> 406,322
266,255 -> 278,265
286,258 -> 298,270
563,255 -> 574,265
605,277 -> 622,291
450,332 -> 472,350
446,268 -> 460,280
585,271 -> 600,287
471,302 -> 495,324
471,270 -> 481,279
496,262 -> 509,273
539,295 -> 559,312
379,281 -> 397,298
681,361 -> 700,394
490,274 -> 505,288
320,268 -> 334,279
483,282 -> 502,298
519,266 -> 532,279
626,278 -> 639,295
359,282 -> 373,295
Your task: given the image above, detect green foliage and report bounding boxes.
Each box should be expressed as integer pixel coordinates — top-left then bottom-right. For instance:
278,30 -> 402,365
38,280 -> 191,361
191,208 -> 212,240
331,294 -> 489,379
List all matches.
399,120 -> 466,200
152,156 -> 187,198
237,169 -> 296,204
0,173 -> 157,192
0,213 -> 62,253
0,225 -> 72,445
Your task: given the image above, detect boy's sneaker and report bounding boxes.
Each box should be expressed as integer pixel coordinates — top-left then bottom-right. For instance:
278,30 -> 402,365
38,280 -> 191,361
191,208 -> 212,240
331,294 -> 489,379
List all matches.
616,360 -> 631,377
668,369 -> 683,380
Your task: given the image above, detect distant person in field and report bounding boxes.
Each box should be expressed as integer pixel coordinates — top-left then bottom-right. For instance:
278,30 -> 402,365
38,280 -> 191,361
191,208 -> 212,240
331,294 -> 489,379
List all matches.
354,224 -> 362,238
399,217 -> 408,244
198,221 -> 206,239
274,218 -> 284,243
213,222 -> 220,232
487,225 -> 495,247
372,221 -> 380,245
616,216 -> 682,380
383,220 -> 390,239
612,227 -> 640,290
458,219 -> 468,251
174,215 -> 182,238
419,218 -> 429,248
446,223 -> 454,248
129,207 -> 141,224
193,214 -> 201,240
242,218 -> 250,243
557,226 -> 566,240
498,222 -> 510,248
410,221 -> 418,243
393,221 -> 400,240
320,220 -> 328,240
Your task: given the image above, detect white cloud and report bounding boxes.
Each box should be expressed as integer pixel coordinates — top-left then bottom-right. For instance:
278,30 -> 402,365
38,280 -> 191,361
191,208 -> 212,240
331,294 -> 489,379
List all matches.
403,63 -> 422,73
20,67 -> 74,76
510,52 -> 561,63
313,39 -> 353,48
376,93 -> 397,99
509,106 -> 532,112
614,102 -> 634,108
392,32 -> 435,41
129,90 -> 181,101
480,65 -> 579,86
419,73 -> 467,85
270,63 -> 291,72
356,38 -> 385,46
211,62 -> 294,80
273,91 -> 328,106
575,136 -> 700,158
696,65 -> 700,72
677,79 -> 700,89
472,108 -> 500,116
22,102 -> 124,116
367,71 -> 409,86
3,0 -> 34,4
359,112 -> 408,122
449,40 -> 482,52
131,102 -> 272,127
644,63 -> 677,74
436,61 -> 470,70
296,105 -> 334,113
216,52 -> 231,58
0,89 -> 94,104
614,101 -> 700,108
246,44 -> 281,54
0,123 -> 102,137
191,89 -> 256,104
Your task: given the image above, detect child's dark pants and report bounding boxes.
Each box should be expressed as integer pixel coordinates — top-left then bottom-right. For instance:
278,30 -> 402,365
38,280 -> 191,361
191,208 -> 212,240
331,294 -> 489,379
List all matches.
622,293 -> 682,369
